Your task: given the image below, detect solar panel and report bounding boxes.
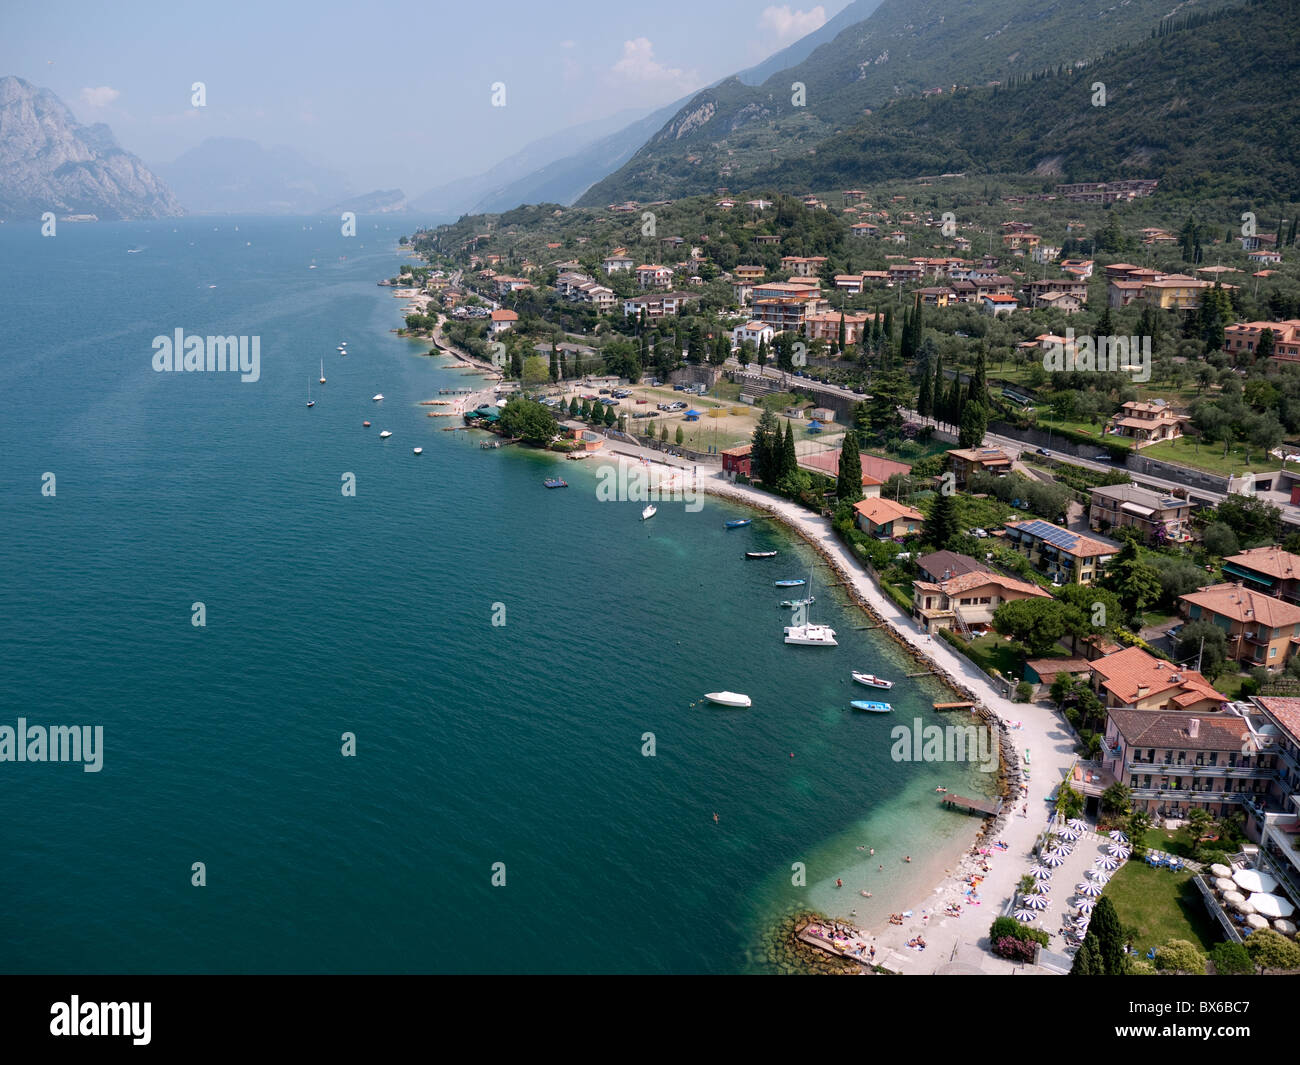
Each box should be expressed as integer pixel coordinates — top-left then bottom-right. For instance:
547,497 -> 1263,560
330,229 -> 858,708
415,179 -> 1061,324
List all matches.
1019,520 -> 1080,551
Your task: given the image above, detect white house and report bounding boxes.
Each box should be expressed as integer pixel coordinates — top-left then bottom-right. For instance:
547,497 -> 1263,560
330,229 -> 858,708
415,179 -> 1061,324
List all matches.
489,309 -> 518,335
603,251 -> 634,273
731,320 -> 773,352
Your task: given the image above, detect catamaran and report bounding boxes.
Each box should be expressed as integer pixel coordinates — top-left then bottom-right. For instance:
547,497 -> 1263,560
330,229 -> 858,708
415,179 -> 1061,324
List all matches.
852,672 -> 894,690
784,623 -> 838,647
704,691 -> 751,708
850,700 -> 893,713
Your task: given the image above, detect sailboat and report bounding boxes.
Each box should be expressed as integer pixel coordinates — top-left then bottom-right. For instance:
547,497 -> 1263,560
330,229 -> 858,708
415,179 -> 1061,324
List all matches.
306,380 -> 315,408
783,573 -> 837,646
319,359 -> 326,385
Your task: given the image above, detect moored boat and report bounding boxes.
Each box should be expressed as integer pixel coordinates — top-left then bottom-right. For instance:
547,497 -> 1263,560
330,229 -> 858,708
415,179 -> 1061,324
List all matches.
783,623 -> 837,647
379,430 -> 392,438
780,596 -> 815,608
850,700 -> 893,713
543,477 -> 568,489
851,672 -> 894,690
704,691 -> 751,708
774,578 -> 806,588
641,504 -> 657,520
745,550 -> 777,559
724,519 -> 752,529
412,447 -> 423,455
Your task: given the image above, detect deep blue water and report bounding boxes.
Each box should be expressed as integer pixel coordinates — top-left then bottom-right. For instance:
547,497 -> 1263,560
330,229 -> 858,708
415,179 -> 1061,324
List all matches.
0,216 -> 990,972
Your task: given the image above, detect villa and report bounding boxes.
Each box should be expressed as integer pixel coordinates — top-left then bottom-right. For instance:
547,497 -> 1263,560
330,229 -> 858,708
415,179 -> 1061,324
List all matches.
1088,483 -> 1192,543
1087,646 -> 1227,713
911,568 -> 1051,636
1106,400 -> 1185,447
853,497 -> 924,540
946,447 -> 1013,487
1223,546 -> 1300,603
1002,519 -> 1115,585
1179,583 -> 1300,671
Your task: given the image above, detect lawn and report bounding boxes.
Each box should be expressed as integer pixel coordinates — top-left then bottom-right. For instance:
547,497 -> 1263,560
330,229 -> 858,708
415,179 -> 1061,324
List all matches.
1139,436 -> 1280,477
965,633 -> 1026,681
1103,860 -> 1220,955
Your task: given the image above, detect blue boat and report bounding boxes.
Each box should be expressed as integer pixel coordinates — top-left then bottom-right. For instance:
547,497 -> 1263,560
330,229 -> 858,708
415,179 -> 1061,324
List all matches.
543,478 -> 568,489
774,579 -> 806,588
850,700 -> 893,714
725,519 -> 752,529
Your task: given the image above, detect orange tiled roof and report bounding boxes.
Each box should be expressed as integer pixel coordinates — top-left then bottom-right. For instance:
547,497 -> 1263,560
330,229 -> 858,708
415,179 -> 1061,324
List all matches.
1224,546 -> 1300,580
1181,583 -> 1300,628
853,497 -> 924,525
1091,646 -> 1226,706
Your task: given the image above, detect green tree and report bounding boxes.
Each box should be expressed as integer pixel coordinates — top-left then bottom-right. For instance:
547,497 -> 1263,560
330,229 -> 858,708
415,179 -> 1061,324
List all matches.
1090,895 -> 1126,976
1100,782 -> 1132,818
1209,941 -> 1253,975
751,408 -> 781,484
1102,540 -> 1162,624
836,430 -> 864,504
1201,521 -> 1240,558
659,422 -> 668,443
992,598 -> 1073,656
1154,939 -> 1206,974
568,396 -> 580,418
1245,928 -> 1300,974
1175,621 -> 1229,680
675,425 -> 684,445
957,403 -> 988,449
927,485 -> 960,549
521,355 -> 549,386
1069,933 -> 1102,975
781,421 -> 798,480
1184,807 -> 1216,857
603,404 -> 617,428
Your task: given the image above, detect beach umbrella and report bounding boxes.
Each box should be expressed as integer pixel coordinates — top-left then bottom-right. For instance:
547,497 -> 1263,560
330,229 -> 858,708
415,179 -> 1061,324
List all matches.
1273,918 -> 1297,936
1030,865 -> 1054,880
1076,899 -> 1096,914
1042,852 -> 1066,867
1210,863 -> 1233,879
1023,894 -> 1049,910
1109,830 -> 1129,844
1014,908 -> 1037,922
1107,843 -> 1131,858
1248,893 -> 1296,919
1095,855 -> 1120,871
1233,868 -> 1278,894
1230,897 -> 1256,915
1059,827 -> 1081,841
1213,877 -> 1236,894
1076,881 -> 1102,897
1222,890 -> 1246,907
1088,870 -> 1111,884
1067,818 -> 1088,832
1034,882 -> 1052,894
1245,913 -> 1269,931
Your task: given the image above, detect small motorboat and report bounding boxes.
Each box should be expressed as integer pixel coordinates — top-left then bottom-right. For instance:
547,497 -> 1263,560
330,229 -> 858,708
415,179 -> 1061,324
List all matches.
725,519 -> 752,529
704,691 -> 751,708
319,359 -> 326,385
412,447 -> 423,455
641,504 -> 657,520
745,551 -> 777,559
852,672 -> 894,690
774,579 -> 806,588
379,430 -> 392,439
780,596 -> 815,608
372,393 -> 384,401
363,421 -> 371,427
935,787 -> 948,793
850,700 -> 893,713
543,478 -> 568,489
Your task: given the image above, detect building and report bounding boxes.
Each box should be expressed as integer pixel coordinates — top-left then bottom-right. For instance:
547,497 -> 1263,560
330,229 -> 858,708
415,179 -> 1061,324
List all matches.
799,451 -> 908,494
980,293 -> 1019,316
780,255 -> 828,277
916,550 -> 993,584
1249,697 -> 1300,900
1107,279 -> 1148,309
751,280 -> 826,332
1248,250 -> 1283,266
1179,583 -> 1300,671
1142,275 -> 1214,311
1088,483 -> 1192,543
1223,547 -> 1300,604
1088,646 -> 1227,713
720,444 -> 751,479
636,265 -> 673,290
1035,291 -> 1084,315
1223,320 -> 1300,363
488,308 -> 518,335
850,222 -> 880,238
853,497 -> 924,540
1003,519 -> 1116,585
804,311 -> 875,345
1055,179 -> 1158,205
917,286 -> 956,307
1026,278 -> 1089,307
1060,259 -> 1095,279
733,265 -> 765,282
1106,400 -> 1185,447
622,292 -> 694,319
946,447 -> 1013,487
911,568 -> 1051,636
730,320 -> 773,352
1102,710 -> 1272,818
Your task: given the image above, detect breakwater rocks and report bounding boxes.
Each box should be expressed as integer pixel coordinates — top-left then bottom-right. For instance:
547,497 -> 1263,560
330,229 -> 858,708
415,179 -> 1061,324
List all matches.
754,913 -> 864,975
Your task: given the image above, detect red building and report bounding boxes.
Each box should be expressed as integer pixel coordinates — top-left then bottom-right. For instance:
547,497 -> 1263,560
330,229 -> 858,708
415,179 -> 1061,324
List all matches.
721,444 -> 752,478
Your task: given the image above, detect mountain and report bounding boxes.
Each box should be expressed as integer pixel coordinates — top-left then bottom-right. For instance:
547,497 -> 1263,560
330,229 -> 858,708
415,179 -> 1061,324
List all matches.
155,137 -> 351,215
734,0 -> 884,86
579,0 -> 1250,206
0,75 -> 182,220
321,188 -> 408,214
759,0 -> 1298,200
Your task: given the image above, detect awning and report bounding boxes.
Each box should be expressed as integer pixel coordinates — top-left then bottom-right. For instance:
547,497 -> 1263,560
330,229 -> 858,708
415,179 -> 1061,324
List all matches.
1121,502 -> 1155,518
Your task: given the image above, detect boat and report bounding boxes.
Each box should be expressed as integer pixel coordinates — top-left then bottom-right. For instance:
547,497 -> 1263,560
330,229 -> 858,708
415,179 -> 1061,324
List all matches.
780,596 -> 815,608
774,579 -> 806,588
745,551 -> 777,559
412,447 -> 423,455
725,519 -> 752,529
783,623 -> 838,647
372,393 -> 384,402
851,672 -> 894,690
379,430 -> 392,439
480,440 -> 501,449
704,691 -> 751,708
641,504 -> 657,520
850,700 -> 893,713
306,379 -> 314,408
543,478 -> 568,489
363,421 -> 371,428
319,359 -> 326,385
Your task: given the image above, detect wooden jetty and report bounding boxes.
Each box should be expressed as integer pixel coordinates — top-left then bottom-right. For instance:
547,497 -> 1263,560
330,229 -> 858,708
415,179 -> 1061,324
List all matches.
934,701 -> 976,711
942,794 -> 1003,816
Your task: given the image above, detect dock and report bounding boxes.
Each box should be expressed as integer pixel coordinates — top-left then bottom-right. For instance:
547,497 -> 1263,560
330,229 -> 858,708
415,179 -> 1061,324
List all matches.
942,794 -> 1003,816
933,701 -> 976,711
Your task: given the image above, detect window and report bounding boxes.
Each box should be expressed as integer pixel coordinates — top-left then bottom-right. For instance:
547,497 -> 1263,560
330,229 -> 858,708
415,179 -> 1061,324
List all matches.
1271,647 -> 1278,659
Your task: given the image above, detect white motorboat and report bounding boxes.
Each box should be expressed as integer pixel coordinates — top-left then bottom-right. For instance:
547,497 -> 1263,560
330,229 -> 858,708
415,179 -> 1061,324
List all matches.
319,359 -> 326,385
379,430 -> 392,439
852,672 -> 894,690
641,504 -> 657,520
783,623 -> 838,647
704,691 -> 751,708
413,447 -> 423,455
372,393 -> 384,401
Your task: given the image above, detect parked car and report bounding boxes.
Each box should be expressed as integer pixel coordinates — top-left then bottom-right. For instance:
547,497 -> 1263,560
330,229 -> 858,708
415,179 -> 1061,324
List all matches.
673,384 -> 685,391
1036,447 -> 1052,456
635,399 -> 648,404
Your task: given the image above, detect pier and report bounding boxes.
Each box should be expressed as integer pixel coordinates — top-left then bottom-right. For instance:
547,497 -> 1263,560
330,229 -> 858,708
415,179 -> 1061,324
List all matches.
941,794 -> 1003,816
933,701 -> 976,710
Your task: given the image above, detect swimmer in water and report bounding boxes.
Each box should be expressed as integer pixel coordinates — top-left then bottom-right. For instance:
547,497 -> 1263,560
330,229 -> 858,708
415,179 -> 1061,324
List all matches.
905,855 -> 912,863
713,813 -> 718,823
836,878 -> 843,888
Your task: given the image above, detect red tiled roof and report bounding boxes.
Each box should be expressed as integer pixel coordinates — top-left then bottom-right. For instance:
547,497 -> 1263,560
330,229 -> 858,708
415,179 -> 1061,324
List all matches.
1181,583 -> 1300,628
1089,646 -> 1226,707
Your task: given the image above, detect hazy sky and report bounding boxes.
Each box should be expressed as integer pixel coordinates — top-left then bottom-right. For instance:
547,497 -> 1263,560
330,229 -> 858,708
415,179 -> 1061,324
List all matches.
2,0 -> 851,197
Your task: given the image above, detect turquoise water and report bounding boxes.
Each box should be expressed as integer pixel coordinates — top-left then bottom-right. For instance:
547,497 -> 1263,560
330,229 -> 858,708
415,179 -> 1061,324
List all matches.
0,217 -> 991,972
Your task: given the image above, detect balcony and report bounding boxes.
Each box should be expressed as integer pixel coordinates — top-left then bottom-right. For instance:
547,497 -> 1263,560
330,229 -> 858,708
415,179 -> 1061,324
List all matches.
1125,760 -> 1274,779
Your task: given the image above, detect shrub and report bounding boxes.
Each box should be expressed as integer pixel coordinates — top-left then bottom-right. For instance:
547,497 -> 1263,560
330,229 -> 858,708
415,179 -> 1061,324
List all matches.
1209,941 -> 1253,976
992,936 -> 1037,962
1015,681 -> 1034,703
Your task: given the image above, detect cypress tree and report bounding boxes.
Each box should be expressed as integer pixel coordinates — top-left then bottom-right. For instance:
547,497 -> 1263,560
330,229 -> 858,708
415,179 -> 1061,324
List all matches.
1070,933 -> 1101,975
836,430 -> 863,503
968,351 -> 987,404
932,356 -> 945,425
837,312 -> 847,356
782,421 -> 798,480
757,336 -> 768,368
927,483 -> 959,548
1090,896 -> 1126,975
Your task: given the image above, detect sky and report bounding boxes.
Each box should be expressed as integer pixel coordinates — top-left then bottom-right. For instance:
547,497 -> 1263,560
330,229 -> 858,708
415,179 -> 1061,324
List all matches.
1,0 -> 851,198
